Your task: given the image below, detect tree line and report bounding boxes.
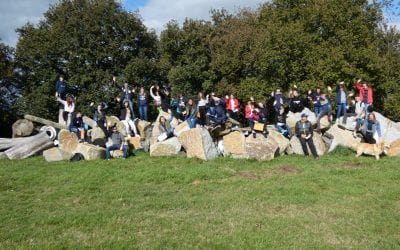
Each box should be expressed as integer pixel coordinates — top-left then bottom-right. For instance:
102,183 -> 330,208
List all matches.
1,0 -> 400,136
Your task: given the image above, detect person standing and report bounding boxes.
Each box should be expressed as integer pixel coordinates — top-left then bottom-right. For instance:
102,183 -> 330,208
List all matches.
335,81 -> 348,124
272,89 -> 285,113
55,74 -> 68,123
104,75 -> 120,115
92,103 -> 107,134
295,113 -> 319,159
121,82 -> 135,118
137,87 -> 149,121
355,79 -> 373,114
105,126 -> 129,160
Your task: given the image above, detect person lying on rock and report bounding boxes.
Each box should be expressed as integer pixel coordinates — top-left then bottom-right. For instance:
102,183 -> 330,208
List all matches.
295,113 -> 319,159
106,126 -> 129,160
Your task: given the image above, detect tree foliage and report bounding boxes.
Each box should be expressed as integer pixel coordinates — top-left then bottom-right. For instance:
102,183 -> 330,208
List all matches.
14,0 -> 158,118
8,0 -> 400,122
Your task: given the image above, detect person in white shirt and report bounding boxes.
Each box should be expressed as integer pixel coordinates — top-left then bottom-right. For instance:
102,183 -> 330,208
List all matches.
57,95 -> 75,126
197,92 -> 208,126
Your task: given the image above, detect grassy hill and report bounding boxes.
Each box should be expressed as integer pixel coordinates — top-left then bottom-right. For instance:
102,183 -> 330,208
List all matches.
0,148 -> 399,248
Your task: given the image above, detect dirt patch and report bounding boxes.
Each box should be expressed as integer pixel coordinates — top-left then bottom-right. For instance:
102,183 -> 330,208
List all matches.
341,162 -> 364,169
275,165 -> 303,174
238,165 -> 303,180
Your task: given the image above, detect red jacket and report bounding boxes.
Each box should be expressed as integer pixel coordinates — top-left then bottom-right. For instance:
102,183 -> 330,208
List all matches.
226,98 -> 240,112
355,81 -> 373,104
245,105 -> 260,120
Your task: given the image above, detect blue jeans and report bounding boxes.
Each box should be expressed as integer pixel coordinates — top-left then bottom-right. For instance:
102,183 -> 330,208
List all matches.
106,144 -> 129,160
275,124 -> 292,137
69,125 -> 88,141
188,117 -> 198,128
314,106 -> 321,116
336,103 -> 347,124
139,105 -> 148,121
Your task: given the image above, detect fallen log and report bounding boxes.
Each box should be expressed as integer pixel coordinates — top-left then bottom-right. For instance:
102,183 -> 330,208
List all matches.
39,126 -> 57,140
83,116 -> 97,128
24,114 -> 68,130
12,119 -> 34,138
0,137 -> 29,151
5,132 -> 54,160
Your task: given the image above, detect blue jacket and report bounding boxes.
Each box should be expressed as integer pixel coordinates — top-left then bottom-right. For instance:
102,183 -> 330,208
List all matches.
362,119 -> 381,137
56,80 -> 67,95
316,97 -> 331,111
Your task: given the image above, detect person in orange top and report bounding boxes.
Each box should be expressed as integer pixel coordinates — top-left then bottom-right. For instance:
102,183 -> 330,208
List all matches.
226,94 -> 240,121
355,79 -> 373,114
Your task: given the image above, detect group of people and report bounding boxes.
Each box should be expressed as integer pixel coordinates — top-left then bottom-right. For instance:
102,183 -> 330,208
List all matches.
54,74 -> 381,160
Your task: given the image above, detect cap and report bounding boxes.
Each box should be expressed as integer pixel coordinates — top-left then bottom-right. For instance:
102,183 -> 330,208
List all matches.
301,113 -> 308,118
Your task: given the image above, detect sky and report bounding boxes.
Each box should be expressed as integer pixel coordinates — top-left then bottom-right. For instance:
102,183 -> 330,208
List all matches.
0,0 -> 399,47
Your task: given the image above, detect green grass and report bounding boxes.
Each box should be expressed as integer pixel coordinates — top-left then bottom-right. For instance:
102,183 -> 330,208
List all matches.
1,148 -> 399,248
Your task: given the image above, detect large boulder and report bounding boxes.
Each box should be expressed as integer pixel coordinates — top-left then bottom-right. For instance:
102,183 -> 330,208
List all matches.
137,120 -> 151,138
374,112 -> 400,144
58,129 -> 79,154
386,139 -> 400,157
90,127 -> 106,146
178,128 -> 219,160
268,130 -> 290,155
173,121 -> 191,137
223,131 -> 279,161
43,147 -> 73,162
150,137 -> 182,157
324,124 -> 361,152
74,143 -> 105,160
106,116 -> 120,128
337,116 -> 358,131
290,133 -> 326,156
223,131 -> 246,157
111,150 -> 124,158
287,108 -> 331,131
127,136 -> 142,150
116,121 -> 128,137
287,108 -> 317,129
12,119 -> 34,138
245,135 -> 279,161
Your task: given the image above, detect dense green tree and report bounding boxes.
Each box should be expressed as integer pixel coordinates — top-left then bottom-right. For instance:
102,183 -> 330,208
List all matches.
14,0 -> 158,118
159,19 -> 213,97
0,40 -> 18,136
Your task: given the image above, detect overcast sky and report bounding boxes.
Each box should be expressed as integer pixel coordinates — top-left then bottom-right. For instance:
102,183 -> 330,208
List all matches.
0,0 -> 399,47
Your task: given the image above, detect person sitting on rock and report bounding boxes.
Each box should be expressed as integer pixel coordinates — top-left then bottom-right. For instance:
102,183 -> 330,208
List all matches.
316,92 -> 332,133
185,99 -> 198,128
275,105 -> 292,138
355,112 -> 381,144
295,113 -> 319,159
57,94 -> 75,126
245,101 -> 261,138
206,96 -> 227,128
120,101 -> 139,138
105,126 -> 129,160
226,94 -> 240,121
92,102 -> 107,134
158,116 -> 174,141
288,89 -> 307,113
69,112 -> 87,142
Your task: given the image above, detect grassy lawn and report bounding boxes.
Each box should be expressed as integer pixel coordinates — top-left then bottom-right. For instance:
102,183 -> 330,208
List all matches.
0,148 -> 399,248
